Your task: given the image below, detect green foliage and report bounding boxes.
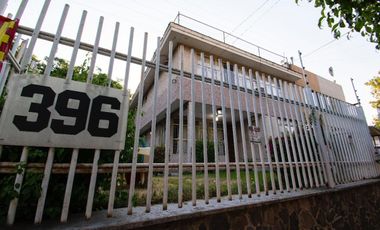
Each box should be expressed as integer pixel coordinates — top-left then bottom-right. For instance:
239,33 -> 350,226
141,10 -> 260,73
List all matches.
154,146 -> 165,163
195,140 -> 215,163
366,72 -> 380,128
0,90 -> 5,113
296,0 -> 380,49
29,56 -> 123,89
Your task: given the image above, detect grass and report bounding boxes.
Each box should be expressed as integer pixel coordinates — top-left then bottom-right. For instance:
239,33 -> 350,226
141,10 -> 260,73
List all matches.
131,170 -> 275,206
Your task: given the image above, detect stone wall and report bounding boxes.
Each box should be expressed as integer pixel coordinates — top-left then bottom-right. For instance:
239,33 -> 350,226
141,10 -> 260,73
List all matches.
135,181 -> 380,230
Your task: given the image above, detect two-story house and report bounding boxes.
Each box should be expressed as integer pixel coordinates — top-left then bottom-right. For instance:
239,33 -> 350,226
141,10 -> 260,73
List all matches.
131,21 -> 345,164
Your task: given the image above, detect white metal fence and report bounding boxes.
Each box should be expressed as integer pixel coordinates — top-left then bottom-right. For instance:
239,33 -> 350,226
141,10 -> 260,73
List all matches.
0,0 -> 379,226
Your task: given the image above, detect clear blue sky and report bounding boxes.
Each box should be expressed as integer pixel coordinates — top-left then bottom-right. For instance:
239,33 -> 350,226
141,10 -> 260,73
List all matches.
4,0 -> 380,124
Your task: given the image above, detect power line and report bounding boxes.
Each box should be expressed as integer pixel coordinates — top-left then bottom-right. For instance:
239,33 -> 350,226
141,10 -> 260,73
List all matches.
304,31 -> 350,58
231,0 -> 279,45
230,0 -> 270,33
239,0 -> 280,37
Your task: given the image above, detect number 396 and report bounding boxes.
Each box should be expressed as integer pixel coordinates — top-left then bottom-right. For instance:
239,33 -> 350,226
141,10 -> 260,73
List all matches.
13,84 -> 121,137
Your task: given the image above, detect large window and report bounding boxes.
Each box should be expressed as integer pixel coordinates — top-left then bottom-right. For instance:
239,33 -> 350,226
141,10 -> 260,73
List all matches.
196,57 -> 284,96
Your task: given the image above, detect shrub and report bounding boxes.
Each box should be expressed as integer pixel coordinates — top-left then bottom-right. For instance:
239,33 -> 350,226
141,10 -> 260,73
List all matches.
195,140 -> 215,163
154,146 -> 165,163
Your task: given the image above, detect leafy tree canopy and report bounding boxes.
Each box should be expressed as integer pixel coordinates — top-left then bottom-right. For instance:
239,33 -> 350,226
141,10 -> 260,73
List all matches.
30,55 -> 123,89
366,72 -> 380,127
296,0 -> 380,49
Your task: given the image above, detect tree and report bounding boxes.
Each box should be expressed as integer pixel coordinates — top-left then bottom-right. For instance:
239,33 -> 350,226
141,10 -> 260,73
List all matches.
296,0 -> 380,49
366,71 -> 380,128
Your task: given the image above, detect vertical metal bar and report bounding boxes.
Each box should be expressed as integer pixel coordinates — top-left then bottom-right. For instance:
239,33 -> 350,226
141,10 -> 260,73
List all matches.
87,16 -> 104,83
309,92 -> 328,185
218,59 -> 232,200
126,30 -> 146,215
20,0 -> 51,71
34,148 -> 54,224
107,22 -> 120,87
251,71 -> 268,194
66,10 -> 87,80
227,62 -> 242,198
352,105 -> 370,178
268,76 -> 289,192
0,145 -> 2,160
355,104 -> 376,177
357,105 -> 380,176
163,41 -> 173,210
313,93 -> 331,185
285,83 -> 308,188
15,0 -> 28,20
191,50 -> 198,205
274,78 -> 296,191
338,101 -> 363,180
345,103 -> 365,179
145,37 -> 161,212
262,74 -> 283,192
43,4 -> 69,78
177,45 -> 184,208
338,99 -> 359,180
85,149 -> 100,219
60,148 -> 78,223
320,94 -> 346,183
345,104 -> 363,178
335,99 -> 360,180
210,56 -> 221,201
328,97 -> 353,182
107,150 -> 120,217
256,72 -> 276,194
321,95 -> 345,183
333,99 -> 357,180
7,147 -> 28,225
279,80 -> 302,190
235,65 -> 251,197
200,53 -> 209,203
296,86 -> 323,187
289,84 -> 313,187
294,86 -> 319,187
108,27 -> 135,217
244,69 -> 260,195
355,105 -> 380,177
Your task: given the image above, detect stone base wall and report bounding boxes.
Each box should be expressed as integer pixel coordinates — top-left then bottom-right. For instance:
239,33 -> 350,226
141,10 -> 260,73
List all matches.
137,181 -> 380,230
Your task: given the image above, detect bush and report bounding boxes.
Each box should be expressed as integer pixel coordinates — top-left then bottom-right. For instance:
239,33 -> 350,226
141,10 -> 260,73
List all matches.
154,146 -> 165,163
195,140 -> 215,163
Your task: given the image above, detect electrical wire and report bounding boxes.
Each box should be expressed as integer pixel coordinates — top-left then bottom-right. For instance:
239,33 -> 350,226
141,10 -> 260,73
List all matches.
304,31 -> 350,58
230,0 -> 270,33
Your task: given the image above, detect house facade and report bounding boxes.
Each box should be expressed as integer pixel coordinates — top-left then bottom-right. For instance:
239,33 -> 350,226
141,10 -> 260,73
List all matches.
131,22 -> 345,163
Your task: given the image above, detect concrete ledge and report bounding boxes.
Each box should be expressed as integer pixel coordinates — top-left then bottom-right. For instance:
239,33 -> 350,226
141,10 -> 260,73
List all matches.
10,178 -> 380,229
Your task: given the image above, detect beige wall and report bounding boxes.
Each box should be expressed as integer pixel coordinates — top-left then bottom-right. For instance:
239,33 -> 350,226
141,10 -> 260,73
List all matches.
291,65 -> 345,101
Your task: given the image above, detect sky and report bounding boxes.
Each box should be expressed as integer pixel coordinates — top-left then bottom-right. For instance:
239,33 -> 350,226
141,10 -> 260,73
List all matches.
4,0 -> 380,124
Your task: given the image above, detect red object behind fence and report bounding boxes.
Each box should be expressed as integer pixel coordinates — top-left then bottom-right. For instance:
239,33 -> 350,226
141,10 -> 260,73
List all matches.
0,16 -> 19,71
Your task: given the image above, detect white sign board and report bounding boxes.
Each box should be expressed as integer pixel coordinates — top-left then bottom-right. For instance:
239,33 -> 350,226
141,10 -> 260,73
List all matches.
0,74 -> 128,150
